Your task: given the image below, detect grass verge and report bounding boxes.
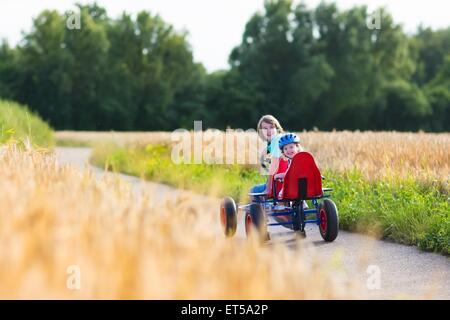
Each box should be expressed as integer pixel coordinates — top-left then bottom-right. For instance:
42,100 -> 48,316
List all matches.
91,143 -> 450,255
0,99 -> 54,147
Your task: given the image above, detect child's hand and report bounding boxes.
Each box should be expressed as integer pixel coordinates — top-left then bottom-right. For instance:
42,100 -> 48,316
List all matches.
274,173 -> 285,180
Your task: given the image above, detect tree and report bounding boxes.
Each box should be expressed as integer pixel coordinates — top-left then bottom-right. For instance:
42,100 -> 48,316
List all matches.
0,1 -> 448,132
412,27 -> 450,85
16,10 -> 72,128
0,41 -> 20,100
64,4 -> 110,129
1,4 -> 204,130
106,11 -> 202,130
424,55 -> 450,131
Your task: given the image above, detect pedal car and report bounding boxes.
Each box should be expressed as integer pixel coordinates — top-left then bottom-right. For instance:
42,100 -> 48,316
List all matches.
219,151 -> 338,242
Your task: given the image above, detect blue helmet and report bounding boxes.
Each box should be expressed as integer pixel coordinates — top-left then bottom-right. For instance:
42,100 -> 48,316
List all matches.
279,133 -> 300,150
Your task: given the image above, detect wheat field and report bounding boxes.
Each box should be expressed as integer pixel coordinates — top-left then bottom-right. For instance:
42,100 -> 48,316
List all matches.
0,143 -> 360,299
2,130 -> 448,298
57,130 -> 450,182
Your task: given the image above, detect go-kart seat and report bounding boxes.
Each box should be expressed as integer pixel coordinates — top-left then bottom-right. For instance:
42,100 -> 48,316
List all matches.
279,152 -> 323,200
266,158 -> 289,199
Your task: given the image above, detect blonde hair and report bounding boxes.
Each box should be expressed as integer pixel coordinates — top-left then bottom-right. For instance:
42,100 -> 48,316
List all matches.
257,115 -> 284,140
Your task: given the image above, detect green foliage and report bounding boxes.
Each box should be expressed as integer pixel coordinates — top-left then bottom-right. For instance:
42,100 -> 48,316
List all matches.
0,1 -> 449,131
325,170 -> 449,254
0,4 -> 203,131
91,143 -> 450,255
0,100 -> 54,146
412,27 -> 450,85
91,143 -> 262,202
423,55 -> 450,131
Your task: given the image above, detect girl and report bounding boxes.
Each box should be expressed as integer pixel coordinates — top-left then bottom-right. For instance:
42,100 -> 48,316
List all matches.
250,115 -> 285,197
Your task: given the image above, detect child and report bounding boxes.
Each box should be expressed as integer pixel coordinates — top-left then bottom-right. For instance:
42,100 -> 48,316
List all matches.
273,133 -> 303,184
250,115 -> 285,200
272,133 -> 309,236
257,115 -> 284,175
274,133 -> 308,210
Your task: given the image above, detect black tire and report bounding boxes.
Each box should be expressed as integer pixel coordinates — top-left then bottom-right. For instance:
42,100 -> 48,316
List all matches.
318,199 -> 339,242
292,201 -> 305,232
220,197 -> 237,237
245,203 -> 269,241
293,203 -> 307,238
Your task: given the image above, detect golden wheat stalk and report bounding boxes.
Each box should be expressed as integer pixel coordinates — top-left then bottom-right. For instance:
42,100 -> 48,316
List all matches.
0,143 -> 360,299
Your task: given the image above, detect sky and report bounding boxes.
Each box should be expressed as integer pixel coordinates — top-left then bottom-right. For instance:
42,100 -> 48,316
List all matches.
0,0 -> 449,72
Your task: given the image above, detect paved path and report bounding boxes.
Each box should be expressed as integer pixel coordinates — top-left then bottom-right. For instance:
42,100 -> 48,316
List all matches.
55,147 -> 450,299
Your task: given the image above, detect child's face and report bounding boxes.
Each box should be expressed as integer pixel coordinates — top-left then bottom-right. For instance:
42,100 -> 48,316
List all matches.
283,143 -> 300,159
260,122 -> 277,141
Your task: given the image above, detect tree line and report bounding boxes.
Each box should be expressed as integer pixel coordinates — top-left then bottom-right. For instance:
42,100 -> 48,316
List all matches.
0,1 -> 449,131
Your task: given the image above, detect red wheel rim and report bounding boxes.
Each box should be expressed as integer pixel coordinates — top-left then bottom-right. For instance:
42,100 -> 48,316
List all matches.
220,206 -> 226,230
245,213 -> 253,234
319,208 -> 327,233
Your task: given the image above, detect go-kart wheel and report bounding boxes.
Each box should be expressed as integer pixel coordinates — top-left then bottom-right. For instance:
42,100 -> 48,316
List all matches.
292,201 -> 306,232
220,197 -> 237,237
245,203 -> 269,242
318,199 -> 339,242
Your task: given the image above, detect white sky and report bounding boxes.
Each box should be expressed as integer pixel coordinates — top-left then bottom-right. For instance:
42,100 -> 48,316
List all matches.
0,0 -> 449,72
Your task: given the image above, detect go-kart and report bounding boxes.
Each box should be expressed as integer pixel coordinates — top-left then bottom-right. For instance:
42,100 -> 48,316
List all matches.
220,151 -> 339,242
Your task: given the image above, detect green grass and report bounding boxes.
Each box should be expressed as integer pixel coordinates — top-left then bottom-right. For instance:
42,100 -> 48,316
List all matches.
91,143 -> 450,255
91,142 -> 263,201
326,170 -> 449,253
0,100 -> 54,147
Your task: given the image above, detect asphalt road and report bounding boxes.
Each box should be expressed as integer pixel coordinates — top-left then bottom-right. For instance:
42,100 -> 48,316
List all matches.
55,147 -> 450,299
